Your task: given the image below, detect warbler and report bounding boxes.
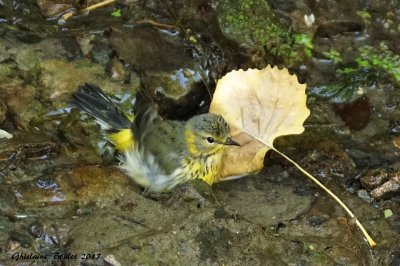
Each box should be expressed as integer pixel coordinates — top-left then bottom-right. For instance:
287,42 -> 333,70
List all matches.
72,83 -> 239,191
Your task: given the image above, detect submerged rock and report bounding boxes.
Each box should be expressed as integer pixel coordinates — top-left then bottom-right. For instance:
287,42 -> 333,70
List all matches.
110,26 -> 191,72
333,96 -> 371,130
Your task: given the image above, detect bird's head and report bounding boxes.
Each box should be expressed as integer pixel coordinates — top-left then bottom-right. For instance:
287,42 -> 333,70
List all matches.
184,113 -> 239,157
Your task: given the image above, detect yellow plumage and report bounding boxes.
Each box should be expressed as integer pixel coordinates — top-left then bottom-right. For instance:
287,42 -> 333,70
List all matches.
108,128 -> 134,152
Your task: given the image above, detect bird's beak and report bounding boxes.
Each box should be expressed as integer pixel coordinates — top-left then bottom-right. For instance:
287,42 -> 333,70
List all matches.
224,137 -> 240,146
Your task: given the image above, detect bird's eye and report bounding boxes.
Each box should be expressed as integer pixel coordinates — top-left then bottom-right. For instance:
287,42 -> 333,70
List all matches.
206,137 -> 215,143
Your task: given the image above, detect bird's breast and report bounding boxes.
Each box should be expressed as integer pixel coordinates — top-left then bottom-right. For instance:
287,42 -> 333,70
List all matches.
181,152 -> 223,185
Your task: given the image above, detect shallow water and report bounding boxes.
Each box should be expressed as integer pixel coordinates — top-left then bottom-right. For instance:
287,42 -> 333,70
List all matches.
0,0 -> 399,265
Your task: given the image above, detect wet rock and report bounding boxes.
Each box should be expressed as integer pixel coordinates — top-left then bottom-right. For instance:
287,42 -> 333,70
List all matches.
0,81 -> 44,129
106,57 -> 129,82
36,0 -> 92,18
75,33 -> 95,57
74,33 -> 114,66
357,189 -> 372,203
0,133 -> 63,188
8,231 -> 32,248
0,39 -> 12,63
393,135 -> 400,149
142,66 -> 210,119
61,165 -> 132,207
19,221 -> 72,259
11,165 -> 132,210
214,0 -> 314,67
195,226 -> 235,262
288,142 -> 356,184
0,135 -> 58,166
390,252 -> 400,266
0,187 -> 18,217
214,176 -> 314,226
56,112 -> 105,165
370,176 -> 400,200
90,38 -> 113,66
361,169 -> 400,200
28,221 -> 44,238
214,0 -> 289,52
104,254 -> 122,266
12,177 -> 68,208
39,59 -> 104,102
360,169 -> 388,189
14,31 -> 43,44
11,38 -> 68,71
36,0 -> 74,18
333,96 -> 370,130
61,36 -> 83,60
109,26 -> 191,72
308,215 -> 326,227
213,207 -> 231,219
391,121 -> 400,134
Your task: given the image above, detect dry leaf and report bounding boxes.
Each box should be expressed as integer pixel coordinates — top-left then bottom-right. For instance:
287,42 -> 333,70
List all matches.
210,66 -> 310,179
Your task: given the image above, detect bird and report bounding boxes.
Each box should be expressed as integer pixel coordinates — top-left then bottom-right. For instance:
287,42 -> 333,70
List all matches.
71,83 -> 239,192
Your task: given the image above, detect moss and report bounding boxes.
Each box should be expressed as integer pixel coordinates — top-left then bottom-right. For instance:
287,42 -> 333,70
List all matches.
310,69 -> 377,103
217,0 -> 287,48
323,49 -> 342,64
0,63 -> 18,78
356,42 -> 400,82
317,40 -> 400,103
216,0 -> 312,67
356,10 -> 372,21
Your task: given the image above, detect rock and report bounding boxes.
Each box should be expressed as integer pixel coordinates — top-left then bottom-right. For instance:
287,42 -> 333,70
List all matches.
12,177 -> 68,208
360,169 -> 388,190
393,135 -> 400,149
12,38 -> 68,71
38,59 -> 105,102
106,58 -> 129,82
333,96 -> 370,130
214,0 -> 289,52
12,165 -> 133,209
142,66 -> 210,119
0,80 -> 40,130
370,179 -> 400,200
360,169 -> 400,200
61,165 -> 132,207
109,26 -> 191,72
357,189 -> 372,203
36,0 -> 73,18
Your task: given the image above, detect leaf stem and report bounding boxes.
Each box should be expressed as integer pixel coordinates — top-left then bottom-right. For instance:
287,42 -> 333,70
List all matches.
270,146 -> 376,248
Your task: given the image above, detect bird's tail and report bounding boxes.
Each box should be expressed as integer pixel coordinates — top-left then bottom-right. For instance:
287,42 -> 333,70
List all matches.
71,83 -> 134,152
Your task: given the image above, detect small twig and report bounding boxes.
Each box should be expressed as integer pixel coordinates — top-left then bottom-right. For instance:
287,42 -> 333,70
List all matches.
115,215 -> 148,228
136,19 -> 178,30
